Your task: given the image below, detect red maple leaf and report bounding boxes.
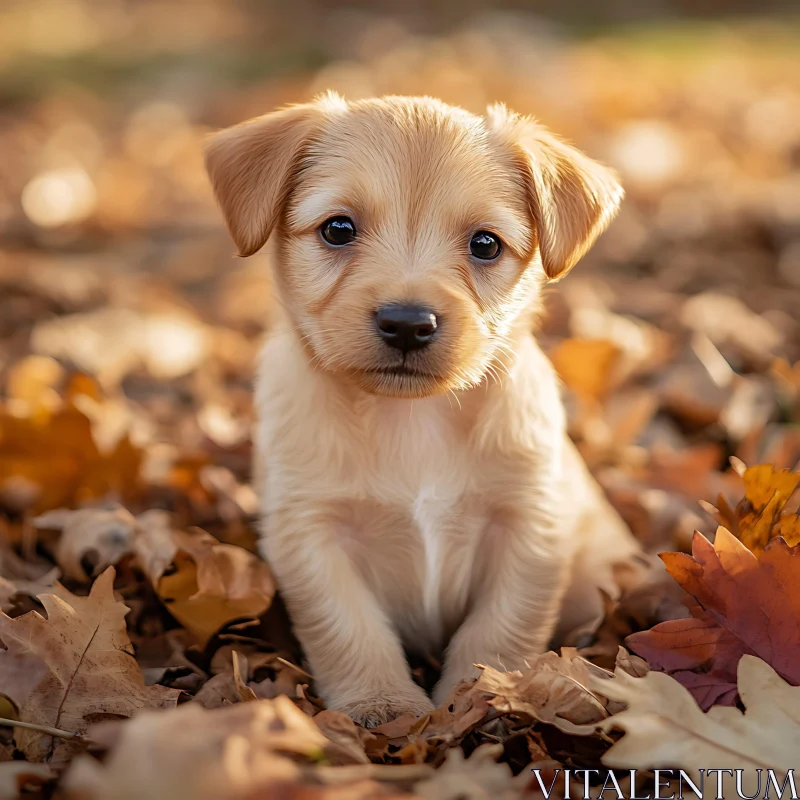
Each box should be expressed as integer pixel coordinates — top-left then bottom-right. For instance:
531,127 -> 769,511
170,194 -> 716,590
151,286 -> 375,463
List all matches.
626,527 -> 800,709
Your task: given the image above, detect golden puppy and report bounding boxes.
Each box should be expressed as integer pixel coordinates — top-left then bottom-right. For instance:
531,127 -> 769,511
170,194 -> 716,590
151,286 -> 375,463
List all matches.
205,94 -> 639,726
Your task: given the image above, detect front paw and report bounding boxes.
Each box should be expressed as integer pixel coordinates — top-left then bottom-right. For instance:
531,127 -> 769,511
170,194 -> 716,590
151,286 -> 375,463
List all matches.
335,685 -> 434,728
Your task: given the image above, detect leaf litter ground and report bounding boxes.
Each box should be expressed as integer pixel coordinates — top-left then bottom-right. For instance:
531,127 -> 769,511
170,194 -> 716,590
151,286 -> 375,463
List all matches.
2,13 -> 800,800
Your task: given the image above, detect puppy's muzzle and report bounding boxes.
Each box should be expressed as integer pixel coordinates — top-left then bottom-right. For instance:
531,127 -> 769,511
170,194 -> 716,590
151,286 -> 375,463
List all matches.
375,304 -> 438,353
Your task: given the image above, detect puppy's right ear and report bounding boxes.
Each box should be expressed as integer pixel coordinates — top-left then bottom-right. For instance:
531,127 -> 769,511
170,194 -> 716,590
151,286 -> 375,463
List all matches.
204,103 -> 322,257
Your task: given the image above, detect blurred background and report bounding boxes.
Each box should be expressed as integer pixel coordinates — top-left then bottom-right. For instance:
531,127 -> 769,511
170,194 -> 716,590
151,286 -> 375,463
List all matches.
1,0 -> 800,554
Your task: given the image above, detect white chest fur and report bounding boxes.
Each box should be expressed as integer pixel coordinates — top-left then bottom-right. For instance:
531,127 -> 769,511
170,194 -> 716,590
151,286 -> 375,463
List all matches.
366,396 -> 473,631
254,328 -> 566,651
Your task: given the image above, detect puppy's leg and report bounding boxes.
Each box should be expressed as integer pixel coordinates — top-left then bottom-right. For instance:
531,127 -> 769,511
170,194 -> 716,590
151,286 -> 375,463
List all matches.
263,510 -> 434,726
434,510 -> 571,705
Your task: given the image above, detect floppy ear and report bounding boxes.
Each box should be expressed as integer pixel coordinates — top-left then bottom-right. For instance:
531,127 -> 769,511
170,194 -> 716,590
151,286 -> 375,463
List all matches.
204,103 -> 323,257
487,105 -> 623,280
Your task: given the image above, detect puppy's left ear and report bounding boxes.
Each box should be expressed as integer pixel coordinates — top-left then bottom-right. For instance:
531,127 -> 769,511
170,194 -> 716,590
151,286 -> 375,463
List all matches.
487,104 -> 623,280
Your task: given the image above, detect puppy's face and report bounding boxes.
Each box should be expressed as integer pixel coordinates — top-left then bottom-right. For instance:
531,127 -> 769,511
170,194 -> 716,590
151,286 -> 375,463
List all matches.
206,95 -> 622,398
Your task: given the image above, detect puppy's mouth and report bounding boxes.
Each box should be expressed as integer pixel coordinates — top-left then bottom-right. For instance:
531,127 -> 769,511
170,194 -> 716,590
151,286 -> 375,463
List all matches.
365,365 -> 441,379
351,362 -> 451,398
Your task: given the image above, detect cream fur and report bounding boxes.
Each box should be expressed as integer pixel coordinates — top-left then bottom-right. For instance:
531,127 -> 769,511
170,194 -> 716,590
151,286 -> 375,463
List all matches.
205,94 -> 640,726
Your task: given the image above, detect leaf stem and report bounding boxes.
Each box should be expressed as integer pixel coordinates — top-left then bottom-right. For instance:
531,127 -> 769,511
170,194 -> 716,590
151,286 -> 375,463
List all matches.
0,716 -> 87,741
275,656 -> 314,680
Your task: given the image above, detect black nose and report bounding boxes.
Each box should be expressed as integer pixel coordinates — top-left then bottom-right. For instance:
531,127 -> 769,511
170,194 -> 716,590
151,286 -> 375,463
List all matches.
375,304 -> 438,352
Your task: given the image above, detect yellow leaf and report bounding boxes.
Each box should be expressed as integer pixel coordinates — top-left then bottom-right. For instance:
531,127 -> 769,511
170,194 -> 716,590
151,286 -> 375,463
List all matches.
737,464 -> 800,553
742,464 -> 800,510
551,338 -> 620,403
774,513 -> 800,548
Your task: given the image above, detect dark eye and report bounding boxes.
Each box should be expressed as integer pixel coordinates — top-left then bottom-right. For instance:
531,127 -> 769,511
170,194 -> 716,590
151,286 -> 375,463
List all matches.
321,216 -> 356,246
469,231 -> 502,260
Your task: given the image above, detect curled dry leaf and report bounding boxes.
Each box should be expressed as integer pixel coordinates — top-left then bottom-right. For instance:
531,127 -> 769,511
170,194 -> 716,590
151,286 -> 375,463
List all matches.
130,509 -> 177,584
34,506 -> 138,582
193,650 -> 257,709
410,678 -> 492,745
613,646 -> 649,679
0,541 -> 58,611
472,652 -> 614,734
626,528 -> 800,709
62,697 -> 353,800
153,528 -> 275,646
32,505 -> 275,646
312,710 -> 374,766
0,568 -> 179,763
594,655 -> 799,788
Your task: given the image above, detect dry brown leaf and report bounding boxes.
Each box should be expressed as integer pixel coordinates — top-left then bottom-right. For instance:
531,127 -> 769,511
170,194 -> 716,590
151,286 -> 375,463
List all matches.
129,509 -> 178,583
40,507 -> 275,647
413,744 -> 520,800
371,714 -> 420,744
63,697 -> 337,800
34,506 -> 138,582
194,650 -> 257,709
153,528 -> 275,646
472,652 -> 613,734
0,567 -> 179,763
594,655 -> 799,787
0,541 -> 58,612
0,761 -> 56,799
313,710 -> 374,766
410,678 -> 491,745
34,506 -> 177,586
614,646 -> 649,678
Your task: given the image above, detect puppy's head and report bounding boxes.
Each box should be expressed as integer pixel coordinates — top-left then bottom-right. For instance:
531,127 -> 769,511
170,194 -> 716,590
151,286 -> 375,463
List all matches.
206,94 -> 622,398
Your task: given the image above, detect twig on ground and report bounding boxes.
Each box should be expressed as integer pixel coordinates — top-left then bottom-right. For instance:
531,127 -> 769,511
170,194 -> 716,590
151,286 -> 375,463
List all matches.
0,716 -> 88,742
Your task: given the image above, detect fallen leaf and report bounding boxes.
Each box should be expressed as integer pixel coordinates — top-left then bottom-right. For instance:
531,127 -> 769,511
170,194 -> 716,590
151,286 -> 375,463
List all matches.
153,529 -> 275,646
414,744 -> 520,800
42,507 -> 275,648
0,541 -> 58,612
194,650 -> 257,708
472,652 -> 613,734
411,678 -> 491,745
62,697 -> 344,800
130,509 -> 179,584
31,309 -> 210,384
312,710 -> 374,766
0,402 -> 142,514
626,528 -> 800,708
0,761 -> 56,799
706,463 -> 800,552
34,506 -> 138,582
551,338 -> 621,404
595,655 -> 798,787
613,646 -> 649,679
5,355 -> 64,419
0,568 -> 179,763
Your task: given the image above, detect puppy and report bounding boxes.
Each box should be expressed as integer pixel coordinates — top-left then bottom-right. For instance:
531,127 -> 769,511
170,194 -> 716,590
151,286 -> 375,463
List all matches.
205,94 -> 639,726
